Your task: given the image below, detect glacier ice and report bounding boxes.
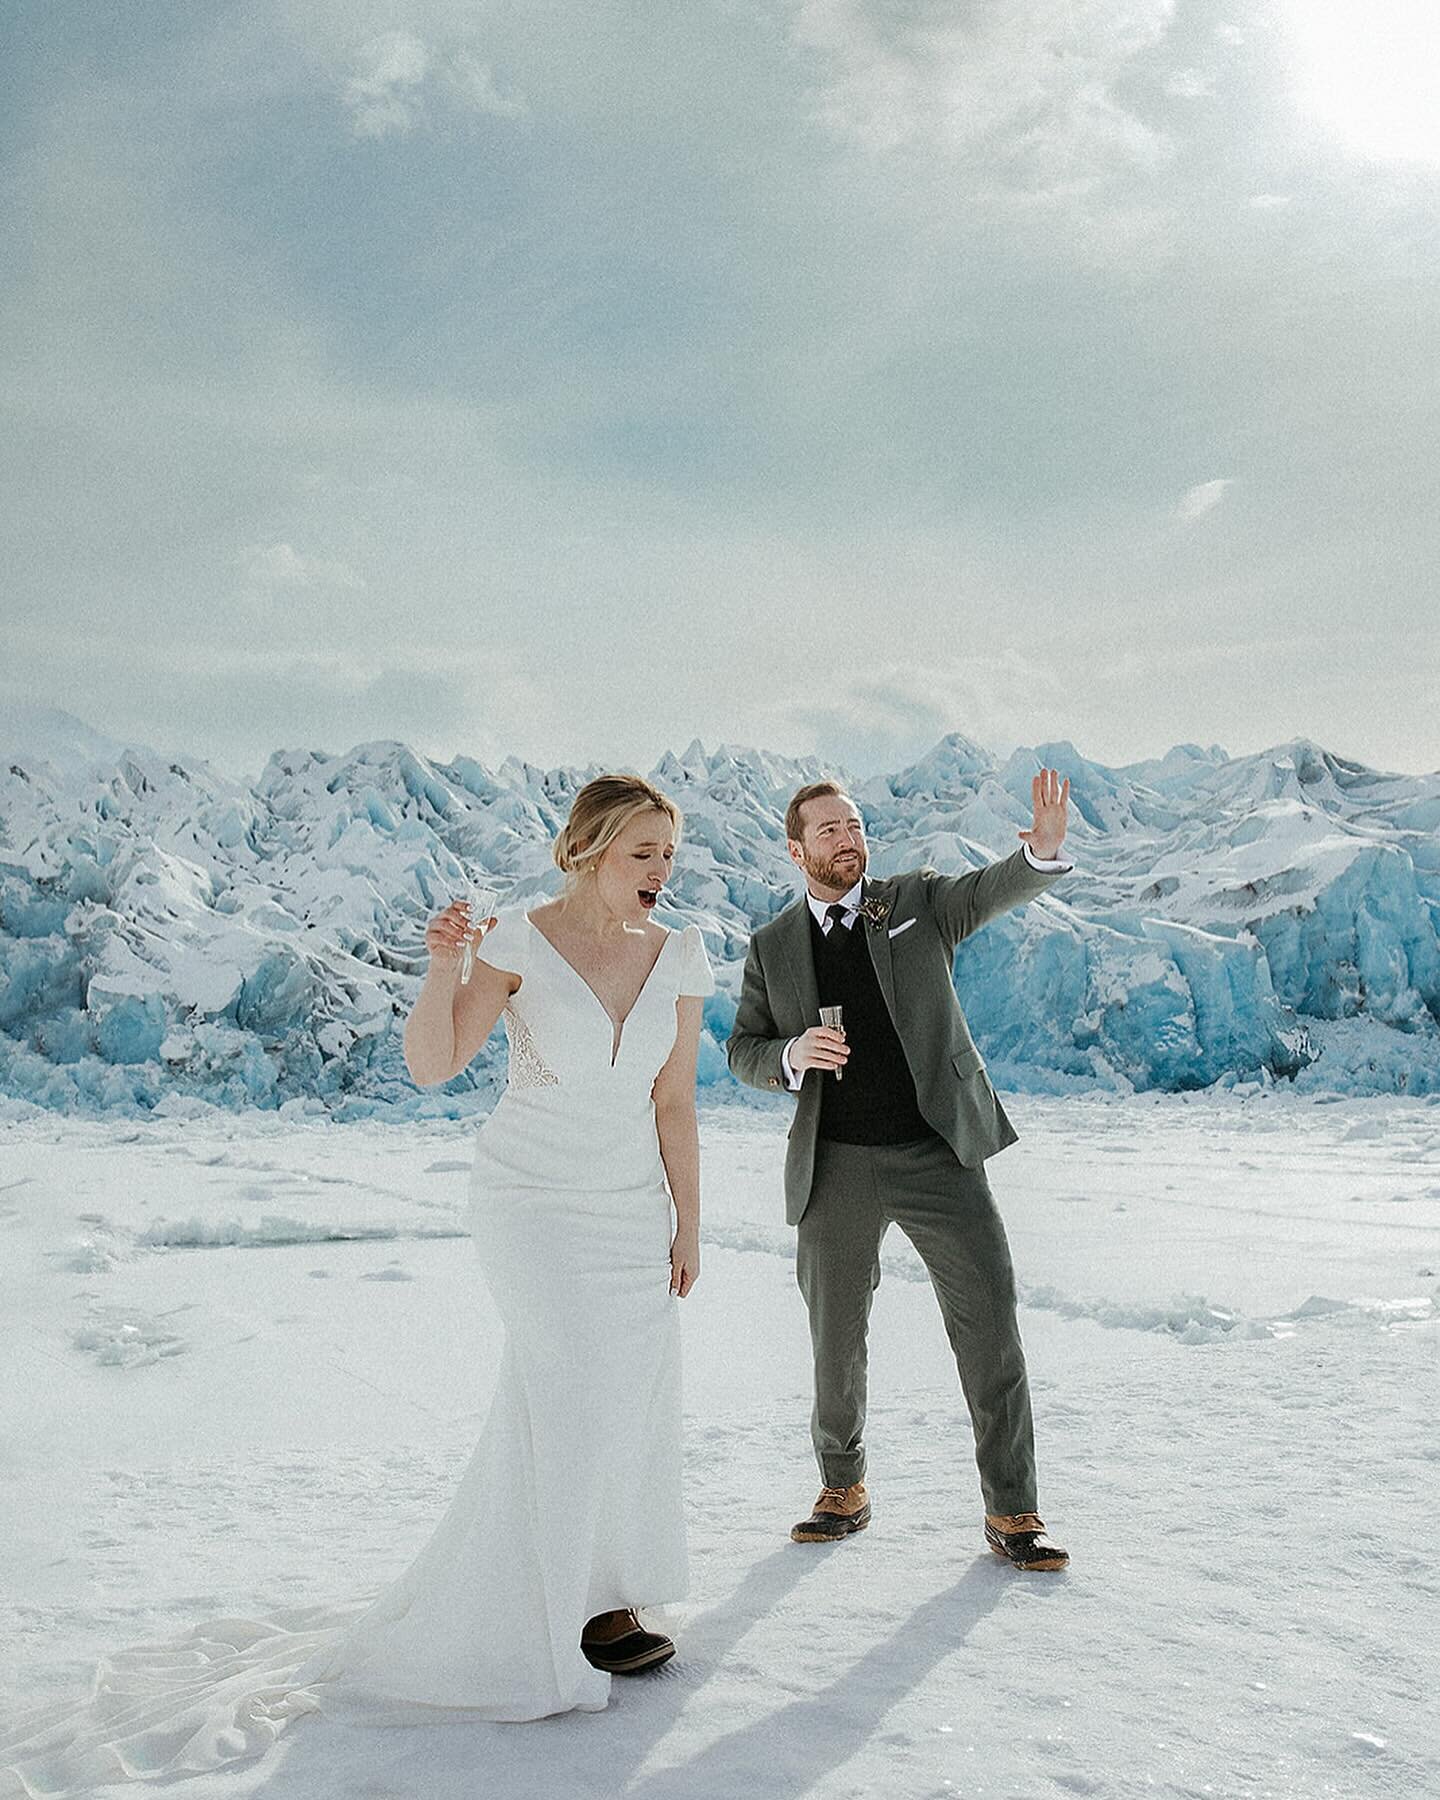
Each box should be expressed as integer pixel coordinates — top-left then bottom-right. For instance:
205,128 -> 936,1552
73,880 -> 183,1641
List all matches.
2,707 -> 1438,1116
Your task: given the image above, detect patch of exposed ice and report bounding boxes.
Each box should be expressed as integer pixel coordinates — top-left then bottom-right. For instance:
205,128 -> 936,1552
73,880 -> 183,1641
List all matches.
700,1220 -> 1274,1343
137,1215 -> 400,1249
72,1307 -> 188,1367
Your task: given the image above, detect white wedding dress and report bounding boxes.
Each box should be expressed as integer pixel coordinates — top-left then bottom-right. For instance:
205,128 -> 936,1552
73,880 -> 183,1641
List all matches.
1,911 -> 715,1796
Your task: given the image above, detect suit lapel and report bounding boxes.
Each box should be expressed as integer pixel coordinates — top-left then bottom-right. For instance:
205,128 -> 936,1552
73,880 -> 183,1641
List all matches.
779,896 -> 821,1026
862,876 -> 899,1022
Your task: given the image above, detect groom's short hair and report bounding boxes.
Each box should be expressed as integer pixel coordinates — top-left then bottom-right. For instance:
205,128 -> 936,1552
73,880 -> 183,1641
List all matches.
785,781 -> 853,844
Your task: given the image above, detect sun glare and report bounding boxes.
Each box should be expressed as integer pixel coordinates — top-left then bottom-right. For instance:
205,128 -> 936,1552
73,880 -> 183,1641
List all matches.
1279,0 -> 1440,165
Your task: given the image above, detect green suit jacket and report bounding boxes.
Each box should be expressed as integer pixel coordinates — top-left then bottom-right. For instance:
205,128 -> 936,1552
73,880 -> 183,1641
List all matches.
726,849 -> 1067,1225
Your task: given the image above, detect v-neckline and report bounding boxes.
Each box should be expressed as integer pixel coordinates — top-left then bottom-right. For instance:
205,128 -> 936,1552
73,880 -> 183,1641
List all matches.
525,913 -> 673,1067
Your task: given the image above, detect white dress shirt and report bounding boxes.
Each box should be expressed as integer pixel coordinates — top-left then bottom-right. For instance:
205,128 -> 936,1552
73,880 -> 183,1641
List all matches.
778,842 -> 1074,1091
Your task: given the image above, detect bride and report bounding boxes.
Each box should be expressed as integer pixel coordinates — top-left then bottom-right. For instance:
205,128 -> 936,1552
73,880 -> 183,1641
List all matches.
1,774 -> 714,1794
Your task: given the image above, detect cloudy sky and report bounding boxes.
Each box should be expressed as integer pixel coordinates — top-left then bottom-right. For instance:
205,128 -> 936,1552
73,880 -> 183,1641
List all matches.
3,1 -> 1437,782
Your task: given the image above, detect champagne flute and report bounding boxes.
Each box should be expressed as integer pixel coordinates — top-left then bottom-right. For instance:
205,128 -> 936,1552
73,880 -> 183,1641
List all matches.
818,1004 -> 845,1080
456,871 -> 499,986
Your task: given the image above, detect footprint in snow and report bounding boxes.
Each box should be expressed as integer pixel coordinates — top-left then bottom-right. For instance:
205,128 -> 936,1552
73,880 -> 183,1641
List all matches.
361,1265 -> 414,1282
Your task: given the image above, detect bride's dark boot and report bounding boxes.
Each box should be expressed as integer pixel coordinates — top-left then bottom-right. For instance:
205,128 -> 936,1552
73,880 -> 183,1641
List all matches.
580,1608 -> 675,1674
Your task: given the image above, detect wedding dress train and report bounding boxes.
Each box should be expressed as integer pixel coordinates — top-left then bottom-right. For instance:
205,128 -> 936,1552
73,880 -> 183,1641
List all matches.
1,911 -> 715,1795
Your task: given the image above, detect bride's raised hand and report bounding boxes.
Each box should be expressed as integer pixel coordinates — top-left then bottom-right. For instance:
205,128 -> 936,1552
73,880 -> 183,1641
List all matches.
424,900 -> 497,969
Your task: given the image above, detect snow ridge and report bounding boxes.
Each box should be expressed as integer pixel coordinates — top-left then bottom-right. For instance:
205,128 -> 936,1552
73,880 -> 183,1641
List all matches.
3,719 -> 1439,1115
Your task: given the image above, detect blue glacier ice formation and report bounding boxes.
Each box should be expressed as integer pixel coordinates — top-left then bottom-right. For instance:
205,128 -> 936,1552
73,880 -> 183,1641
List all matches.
2,704 -> 1438,1119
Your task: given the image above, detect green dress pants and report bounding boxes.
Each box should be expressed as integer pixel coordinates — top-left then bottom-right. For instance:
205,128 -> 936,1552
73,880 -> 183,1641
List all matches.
795,1131 -> 1038,1515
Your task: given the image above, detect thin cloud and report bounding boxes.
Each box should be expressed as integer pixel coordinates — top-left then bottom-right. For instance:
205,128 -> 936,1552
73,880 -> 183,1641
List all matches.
788,652 -> 1070,774
1176,478 -> 1233,521
792,0 -> 1174,187
343,32 -> 526,138
442,51 -> 528,121
243,544 -> 364,594
344,32 -> 430,139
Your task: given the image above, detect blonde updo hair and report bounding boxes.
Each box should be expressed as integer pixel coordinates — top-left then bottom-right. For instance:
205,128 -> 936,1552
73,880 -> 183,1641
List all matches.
553,774 -> 683,897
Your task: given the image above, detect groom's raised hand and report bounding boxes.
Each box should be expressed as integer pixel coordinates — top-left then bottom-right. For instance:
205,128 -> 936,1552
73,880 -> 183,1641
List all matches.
1017,767 -> 1070,861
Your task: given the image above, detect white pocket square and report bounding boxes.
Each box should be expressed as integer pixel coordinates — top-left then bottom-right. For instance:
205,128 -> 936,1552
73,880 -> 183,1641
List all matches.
887,917 -> 917,938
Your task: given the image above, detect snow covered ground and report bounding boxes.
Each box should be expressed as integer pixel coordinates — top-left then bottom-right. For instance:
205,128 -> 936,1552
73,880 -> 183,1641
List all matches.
3,1094 -> 1437,1799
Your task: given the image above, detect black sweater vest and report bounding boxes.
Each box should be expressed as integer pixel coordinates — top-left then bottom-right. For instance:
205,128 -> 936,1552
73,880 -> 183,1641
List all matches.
809,910 -> 932,1145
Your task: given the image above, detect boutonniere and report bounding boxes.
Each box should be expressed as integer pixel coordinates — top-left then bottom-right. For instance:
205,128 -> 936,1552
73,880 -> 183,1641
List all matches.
857,895 -> 891,930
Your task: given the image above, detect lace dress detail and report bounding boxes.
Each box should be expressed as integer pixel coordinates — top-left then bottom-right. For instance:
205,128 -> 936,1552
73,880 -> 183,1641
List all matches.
502,1004 -> 559,1089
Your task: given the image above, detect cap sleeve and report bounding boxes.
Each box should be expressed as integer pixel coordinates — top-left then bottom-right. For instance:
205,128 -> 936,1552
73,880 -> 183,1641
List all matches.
676,923 -> 715,998
474,906 -> 528,979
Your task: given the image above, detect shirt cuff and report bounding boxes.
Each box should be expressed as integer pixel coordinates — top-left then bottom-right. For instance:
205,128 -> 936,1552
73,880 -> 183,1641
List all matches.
1022,842 -> 1074,873
780,1037 -> 804,1091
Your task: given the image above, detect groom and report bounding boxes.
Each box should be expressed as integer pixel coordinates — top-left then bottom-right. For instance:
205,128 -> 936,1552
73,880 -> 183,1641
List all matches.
727,768 -> 1073,1571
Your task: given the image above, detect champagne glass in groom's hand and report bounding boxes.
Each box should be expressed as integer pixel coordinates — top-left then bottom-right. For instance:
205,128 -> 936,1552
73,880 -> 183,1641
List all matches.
818,1006 -> 845,1080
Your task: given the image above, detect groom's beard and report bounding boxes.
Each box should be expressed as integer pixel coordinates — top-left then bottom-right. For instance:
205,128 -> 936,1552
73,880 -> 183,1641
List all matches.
804,845 -> 867,892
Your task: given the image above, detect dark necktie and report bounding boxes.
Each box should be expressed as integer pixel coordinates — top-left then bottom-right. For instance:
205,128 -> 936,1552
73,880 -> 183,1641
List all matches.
824,903 -> 850,935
